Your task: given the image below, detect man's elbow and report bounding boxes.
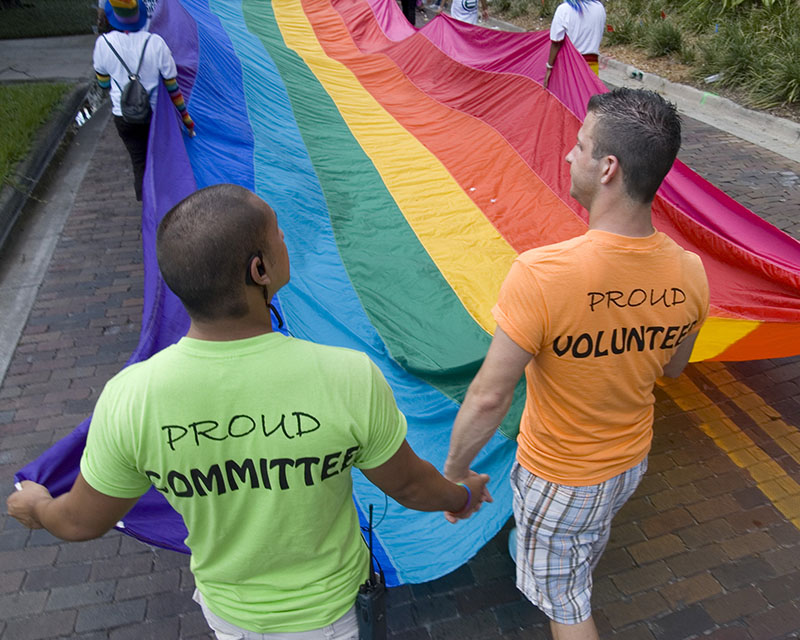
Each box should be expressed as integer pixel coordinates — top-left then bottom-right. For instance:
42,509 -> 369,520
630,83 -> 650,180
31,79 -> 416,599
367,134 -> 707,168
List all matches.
662,356 -> 690,378
55,522 -> 111,542
389,486 -> 431,512
660,365 -> 683,379
469,386 -> 513,416
46,504 -> 116,541
385,462 -> 439,512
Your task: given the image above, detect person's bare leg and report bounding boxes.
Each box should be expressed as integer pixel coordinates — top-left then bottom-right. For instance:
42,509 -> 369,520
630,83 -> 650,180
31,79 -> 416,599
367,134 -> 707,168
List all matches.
550,617 -> 600,640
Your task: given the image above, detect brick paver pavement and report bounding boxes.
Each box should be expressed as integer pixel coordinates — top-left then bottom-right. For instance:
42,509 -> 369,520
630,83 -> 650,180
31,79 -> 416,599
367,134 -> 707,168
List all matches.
0,122 -> 212,640
1,110 -> 799,639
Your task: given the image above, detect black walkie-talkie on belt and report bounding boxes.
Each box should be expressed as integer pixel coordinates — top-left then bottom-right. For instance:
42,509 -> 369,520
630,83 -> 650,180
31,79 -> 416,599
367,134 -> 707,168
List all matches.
356,504 -> 387,640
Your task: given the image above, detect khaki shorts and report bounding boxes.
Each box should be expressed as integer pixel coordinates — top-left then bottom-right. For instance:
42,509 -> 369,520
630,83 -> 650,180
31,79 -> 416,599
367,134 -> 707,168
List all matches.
193,590 -> 358,640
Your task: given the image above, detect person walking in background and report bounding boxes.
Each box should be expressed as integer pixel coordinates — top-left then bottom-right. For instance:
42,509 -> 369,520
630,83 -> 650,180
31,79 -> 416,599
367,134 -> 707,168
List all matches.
7,184 -> 490,640
401,0 -> 417,25
543,0 -> 606,90
444,89 -> 708,640
93,0 -> 194,201
450,0 -> 488,25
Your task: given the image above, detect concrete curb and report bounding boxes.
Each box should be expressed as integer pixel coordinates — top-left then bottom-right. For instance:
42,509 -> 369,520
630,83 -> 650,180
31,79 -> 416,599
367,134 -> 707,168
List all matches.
599,57 -> 800,164
0,101 -> 111,385
0,81 -> 90,252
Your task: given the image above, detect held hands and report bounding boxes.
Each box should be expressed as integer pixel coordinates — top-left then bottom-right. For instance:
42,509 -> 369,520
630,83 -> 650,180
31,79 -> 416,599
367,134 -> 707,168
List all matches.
6,480 -> 51,529
444,470 -> 492,523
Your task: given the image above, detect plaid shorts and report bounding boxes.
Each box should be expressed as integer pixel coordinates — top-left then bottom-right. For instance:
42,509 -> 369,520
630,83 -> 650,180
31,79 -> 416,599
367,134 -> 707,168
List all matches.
511,458 -> 647,624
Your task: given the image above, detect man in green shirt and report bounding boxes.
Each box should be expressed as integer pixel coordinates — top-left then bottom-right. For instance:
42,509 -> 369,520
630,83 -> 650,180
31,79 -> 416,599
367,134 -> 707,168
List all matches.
7,184 -> 490,639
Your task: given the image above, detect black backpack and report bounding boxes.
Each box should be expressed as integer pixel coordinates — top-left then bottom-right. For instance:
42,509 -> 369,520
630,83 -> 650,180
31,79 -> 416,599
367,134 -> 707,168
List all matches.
102,34 -> 153,124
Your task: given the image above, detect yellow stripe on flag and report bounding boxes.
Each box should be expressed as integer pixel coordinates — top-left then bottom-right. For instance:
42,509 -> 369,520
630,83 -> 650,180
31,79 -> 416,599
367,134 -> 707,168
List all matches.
691,316 -> 761,361
272,0 -> 517,334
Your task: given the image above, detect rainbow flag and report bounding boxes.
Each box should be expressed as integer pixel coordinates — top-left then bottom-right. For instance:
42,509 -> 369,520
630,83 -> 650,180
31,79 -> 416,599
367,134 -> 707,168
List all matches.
18,0 -> 800,585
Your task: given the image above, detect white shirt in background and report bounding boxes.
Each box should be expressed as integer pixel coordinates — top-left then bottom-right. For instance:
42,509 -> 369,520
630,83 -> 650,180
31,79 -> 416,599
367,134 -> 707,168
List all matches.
92,30 -> 177,116
550,1 -> 606,55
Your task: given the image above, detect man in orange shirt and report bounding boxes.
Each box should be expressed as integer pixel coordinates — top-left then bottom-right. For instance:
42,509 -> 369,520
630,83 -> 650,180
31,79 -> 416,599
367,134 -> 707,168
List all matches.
444,88 -> 709,640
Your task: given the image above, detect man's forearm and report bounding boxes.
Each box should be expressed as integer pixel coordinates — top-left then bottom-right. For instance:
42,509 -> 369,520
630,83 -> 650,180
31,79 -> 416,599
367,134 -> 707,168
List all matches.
445,326 -> 530,480
547,39 -> 563,67
445,387 -> 513,480
8,489 -> 95,542
361,440 -> 487,518
8,477 -> 138,542
32,493 -> 103,541
390,459 -> 471,513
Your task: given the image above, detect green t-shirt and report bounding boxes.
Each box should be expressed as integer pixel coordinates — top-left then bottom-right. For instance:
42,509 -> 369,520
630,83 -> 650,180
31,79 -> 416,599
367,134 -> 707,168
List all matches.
81,333 -> 407,632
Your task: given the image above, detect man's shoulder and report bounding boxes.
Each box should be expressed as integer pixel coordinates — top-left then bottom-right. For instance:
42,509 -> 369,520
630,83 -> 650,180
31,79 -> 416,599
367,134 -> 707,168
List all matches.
101,338 -> 378,400
551,2 -> 571,25
517,234 -> 588,265
677,246 -> 705,271
107,30 -> 167,47
657,234 -> 707,272
587,0 -> 606,17
679,250 -> 709,295
92,33 -> 112,60
292,338 -> 374,369
101,343 -> 177,390
553,2 -> 571,16
93,30 -> 165,58
130,31 -> 170,60
140,31 -> 168,48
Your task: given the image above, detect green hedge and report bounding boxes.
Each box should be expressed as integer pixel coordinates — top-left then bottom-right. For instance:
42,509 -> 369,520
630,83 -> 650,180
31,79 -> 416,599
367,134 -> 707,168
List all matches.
0,0 -> 95,39
495,0 -> 800,108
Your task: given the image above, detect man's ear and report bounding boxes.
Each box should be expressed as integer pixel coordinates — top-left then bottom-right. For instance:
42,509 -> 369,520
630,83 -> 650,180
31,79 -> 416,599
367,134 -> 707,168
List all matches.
599,154 -> 620,185
248,254 -> 271,287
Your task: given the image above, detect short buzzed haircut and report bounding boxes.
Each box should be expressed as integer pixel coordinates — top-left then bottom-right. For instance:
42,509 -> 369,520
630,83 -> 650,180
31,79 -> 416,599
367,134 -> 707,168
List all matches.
587,88 -> 681,204
156,184 -> 271,320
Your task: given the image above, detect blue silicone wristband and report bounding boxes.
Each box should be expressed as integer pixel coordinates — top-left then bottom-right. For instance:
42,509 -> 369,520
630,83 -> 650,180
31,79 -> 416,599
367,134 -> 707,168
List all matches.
456,482 -> 472,514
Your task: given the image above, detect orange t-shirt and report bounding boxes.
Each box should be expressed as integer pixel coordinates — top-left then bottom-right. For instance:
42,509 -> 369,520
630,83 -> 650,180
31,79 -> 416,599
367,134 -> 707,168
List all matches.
494,230 -> 709,485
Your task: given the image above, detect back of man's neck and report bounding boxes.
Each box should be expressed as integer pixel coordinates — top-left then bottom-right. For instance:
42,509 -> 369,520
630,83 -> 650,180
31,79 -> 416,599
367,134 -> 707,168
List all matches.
589,219 -> 655,238
588,200 -> 654,238
186,319 -> 273,342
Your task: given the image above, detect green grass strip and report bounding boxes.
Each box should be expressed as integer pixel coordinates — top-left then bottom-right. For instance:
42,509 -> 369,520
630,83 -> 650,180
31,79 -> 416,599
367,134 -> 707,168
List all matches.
0,82 -> 69,188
